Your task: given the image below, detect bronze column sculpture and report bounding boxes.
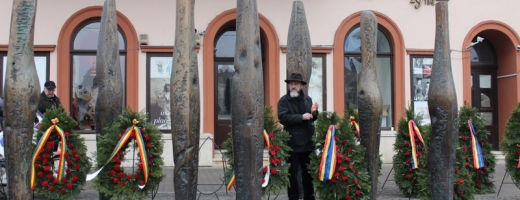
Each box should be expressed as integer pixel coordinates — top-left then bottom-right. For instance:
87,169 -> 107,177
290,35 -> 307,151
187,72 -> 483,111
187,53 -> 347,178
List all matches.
94,0 -> 123,199
357,10 -> 382,199
171,0 -> 201,198
427,0 -> 458,199
4,0 -> 39,198
232,0 -> 264,199
286,0 -> 312,94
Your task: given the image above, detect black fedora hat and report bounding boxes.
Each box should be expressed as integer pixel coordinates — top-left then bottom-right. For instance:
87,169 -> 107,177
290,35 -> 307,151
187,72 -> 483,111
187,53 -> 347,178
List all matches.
284,73 -> 307,85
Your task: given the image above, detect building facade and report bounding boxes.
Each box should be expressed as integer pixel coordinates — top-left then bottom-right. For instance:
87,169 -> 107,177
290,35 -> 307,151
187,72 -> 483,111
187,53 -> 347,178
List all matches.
1,0 -> 519,166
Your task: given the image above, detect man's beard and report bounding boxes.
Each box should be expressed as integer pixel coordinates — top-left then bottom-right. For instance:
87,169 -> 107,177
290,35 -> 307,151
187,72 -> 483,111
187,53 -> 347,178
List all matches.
290,91 -> 299,98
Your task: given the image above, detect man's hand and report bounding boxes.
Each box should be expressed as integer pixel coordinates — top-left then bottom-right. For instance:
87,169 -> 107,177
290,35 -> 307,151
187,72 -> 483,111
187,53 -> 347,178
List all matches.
302,113 -> 313,120
311,102 -> 319,113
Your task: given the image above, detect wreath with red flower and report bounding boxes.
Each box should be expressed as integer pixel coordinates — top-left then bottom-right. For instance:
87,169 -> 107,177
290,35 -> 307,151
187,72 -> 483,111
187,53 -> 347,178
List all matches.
32,108 -> 92,200
222,106 -> 291,196
90,109 -> 164,200
501,103 -> 520,189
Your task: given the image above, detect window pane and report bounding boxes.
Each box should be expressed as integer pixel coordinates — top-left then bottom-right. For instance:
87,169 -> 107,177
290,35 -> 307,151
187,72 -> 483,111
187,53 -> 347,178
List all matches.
308,56 -> 324,110
344,56 -> 393,128
215,31 -> 236,57
149,56 -> 173,130
470,39 -> 496,64
479,74 -> 491,88
72,55 -> 126,130
73,22 -> 125,50
217,64 -> 235,119
344,27 -> 391,53
3,56 -> 47,90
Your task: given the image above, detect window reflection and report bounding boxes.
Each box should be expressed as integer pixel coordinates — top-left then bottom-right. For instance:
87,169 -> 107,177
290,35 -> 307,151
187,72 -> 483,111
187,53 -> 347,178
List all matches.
217,64 -> 235,119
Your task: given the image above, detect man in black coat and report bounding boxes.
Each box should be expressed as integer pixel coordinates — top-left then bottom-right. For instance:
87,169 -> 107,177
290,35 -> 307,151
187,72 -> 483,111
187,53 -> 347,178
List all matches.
38,80 -> 62,115
278,73 -> 318,200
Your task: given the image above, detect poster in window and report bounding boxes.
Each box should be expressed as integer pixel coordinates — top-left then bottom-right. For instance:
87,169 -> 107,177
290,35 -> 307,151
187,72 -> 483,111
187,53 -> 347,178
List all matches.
148,56 -> 173,130
411,56 -> 432,125
308,56 -> 324,111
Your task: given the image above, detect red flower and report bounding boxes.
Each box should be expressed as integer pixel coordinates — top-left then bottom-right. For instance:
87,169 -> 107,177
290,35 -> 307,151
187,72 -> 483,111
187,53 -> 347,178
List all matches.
269,133 -> 274,138
331,178 -> 337,183
354,179 -> 359,185
36,156 -> 42,161
406,159 -> 411,164
115,157 -> 121,163
68,144 -> 75,149
72,150 -> 78,155
139,180 -> 145,185
50,185 -> 55,191
271,159 -> 276,165
60,188 -> 66,194
113,178 -> 119,184
134,173 -> 139,179
458,178 -> 464,185
120,181 -> 126,186
74,154 -> 80,160
126,175 -> 132,180
348,148 -> 353,154
466,162 -> 471,167
119,172 -> 124,177
405,141 -> 410,147
355,190 -> 361,195
74,164 -> 80,170
66,159 -> 71,165
348,165 -> 354,171
140,129 -> 146,133
336,159 -> 343,165
339,166 -> 345,172
461,135 -> 466,140
35,165 -> 40,170
341,139 -> 347,145
405,151 -> 410,156
148,154 -> 153,159
409,168 -> 414,173
274,145 -> 280,151
65,132 -> 70,137
44,166 -> 51,172
109,170 -> 116,176
477,169 -> 483,174
138,163 -> 143,169
271,168 -> 277,175
67,182 -> 73,189
43,159 -> 49,165
406,174 -> 411,179
344,156 -> 350,162
270,151 -> 276,156
417,151 -> 422,156
54,178 -> 59,184
38,172 -> 44,177
146,143 -> 152,149
41,181 -> 48,187
462,146 -> 467,152
263,167 -> 268,173
355,170 -> 359,176
148,161 -> 153,166
62,178 -> 68,183
346,196 -> 351,200
345,185 -> 350,191
72,176 -> 78,182
342,176 -> 348,181
114,164 -> 121,171
64,152 -> 69,158
47,173 -> 53,179
43,153 -> 50,159
334,172 -> 340,178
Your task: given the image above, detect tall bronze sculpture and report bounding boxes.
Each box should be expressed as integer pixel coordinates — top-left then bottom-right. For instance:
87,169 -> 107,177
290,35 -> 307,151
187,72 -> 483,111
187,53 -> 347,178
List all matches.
286,0 -> 312,94
94,0 -> 123,199
4,0 -> 39,198
357,10 -> 382,199
427,0 -> 458,199
232,0 -> 264,199
171,0 -> 201,198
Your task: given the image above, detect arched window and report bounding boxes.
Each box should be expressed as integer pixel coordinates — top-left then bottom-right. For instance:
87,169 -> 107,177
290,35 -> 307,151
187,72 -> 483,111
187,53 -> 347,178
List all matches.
344,26 -> 394,129
70,20 -> 126,130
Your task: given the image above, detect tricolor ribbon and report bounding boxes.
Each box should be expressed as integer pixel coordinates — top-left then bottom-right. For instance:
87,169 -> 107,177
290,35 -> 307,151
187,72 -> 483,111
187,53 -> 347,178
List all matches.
468,120 -> 485,169
227,129 -> 271,191
350,116 -> 360,139
318,125 -> 337,182
31,118 -> 67,191
408,120 -> 425,170
86,119 -> 149,189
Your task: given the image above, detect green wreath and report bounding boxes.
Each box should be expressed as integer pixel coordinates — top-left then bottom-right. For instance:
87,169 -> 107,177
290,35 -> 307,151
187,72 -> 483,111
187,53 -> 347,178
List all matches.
222,106 -> 291,196
309,111 -> 371,199
32,108 -> 92,200
501,103 -> 520,188
91,109 -> 164,200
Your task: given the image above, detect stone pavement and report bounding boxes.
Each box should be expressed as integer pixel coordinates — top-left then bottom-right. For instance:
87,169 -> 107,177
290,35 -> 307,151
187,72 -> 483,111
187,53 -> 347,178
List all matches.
2,163 -> 519,199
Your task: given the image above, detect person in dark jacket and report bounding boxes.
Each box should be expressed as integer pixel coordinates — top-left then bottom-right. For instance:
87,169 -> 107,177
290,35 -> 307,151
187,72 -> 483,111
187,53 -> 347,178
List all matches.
38,80 -> 62,115
278,73 -> 318,200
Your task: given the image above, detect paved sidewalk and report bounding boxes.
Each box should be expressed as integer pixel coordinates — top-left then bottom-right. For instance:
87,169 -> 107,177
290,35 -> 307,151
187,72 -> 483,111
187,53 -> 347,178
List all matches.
2,163 -> 519,199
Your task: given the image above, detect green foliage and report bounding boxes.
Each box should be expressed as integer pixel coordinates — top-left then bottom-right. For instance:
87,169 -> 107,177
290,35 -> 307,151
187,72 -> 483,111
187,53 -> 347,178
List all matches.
309,111 -> 371,199
222,106 -> 291,196
393,107 -> 429,198
458,105 -> 496,194
92,109 -> 164,200
33,108 -> 92,200
501,103 -> 520,189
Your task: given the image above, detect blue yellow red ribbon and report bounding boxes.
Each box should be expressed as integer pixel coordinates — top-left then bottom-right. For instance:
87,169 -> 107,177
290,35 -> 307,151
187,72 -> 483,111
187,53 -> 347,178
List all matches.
31,118 -> 67,191
227,129 -> 271,191
318,125 -> 337,182
408,120 -> 425,169
468,120 -> 485,169
350,116 -> 360,139
86,119 -> 149,189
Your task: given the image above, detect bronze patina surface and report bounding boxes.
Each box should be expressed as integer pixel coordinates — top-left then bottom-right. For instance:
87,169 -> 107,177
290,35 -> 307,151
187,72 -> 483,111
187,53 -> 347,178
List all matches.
286,0 -> 312,94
